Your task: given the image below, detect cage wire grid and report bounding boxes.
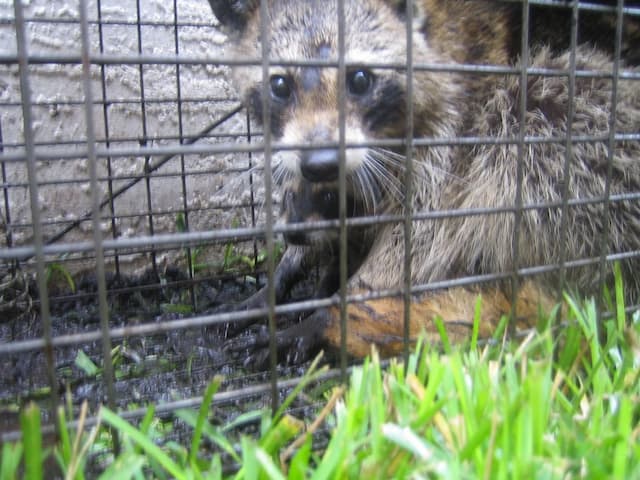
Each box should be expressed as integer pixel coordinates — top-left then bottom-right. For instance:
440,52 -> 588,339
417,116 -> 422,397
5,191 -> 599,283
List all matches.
0,0 -> 639,460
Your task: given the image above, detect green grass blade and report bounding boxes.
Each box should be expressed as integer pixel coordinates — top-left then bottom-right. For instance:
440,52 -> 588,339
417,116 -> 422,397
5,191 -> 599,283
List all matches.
471,295 -> 482,351
259,415 -> 304,455
382,423 -> 433,462
20,403 -> 43,480
613,262 -> 625,332
175,409 -> 241,463
56,405 -> 72,471
288,434 -> 312,479
273,353 -> 326,422
255,448 -> 286,480
0,441 -> 23,480
433,316 -> 451,354
238,437 -> 257,480
221,410 -> 263,433
206,454 -> 222,480
75,350 -> 100,377
492,315 -> 509,343
122,404 -> 156,465
100,407 -> 187,480
613,396 -> 632,479
138,405 -> 156,439
190,377 -> 223,465
97,451 -> 145,480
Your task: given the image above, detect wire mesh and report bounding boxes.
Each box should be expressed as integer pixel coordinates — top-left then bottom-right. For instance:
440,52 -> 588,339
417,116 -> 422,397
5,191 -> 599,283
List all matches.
0,0 -> 639,471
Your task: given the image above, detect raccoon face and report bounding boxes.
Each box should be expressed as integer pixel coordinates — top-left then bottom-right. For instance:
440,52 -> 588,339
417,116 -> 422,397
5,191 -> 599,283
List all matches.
234,1 -> 413,186
209,0 -> 459,216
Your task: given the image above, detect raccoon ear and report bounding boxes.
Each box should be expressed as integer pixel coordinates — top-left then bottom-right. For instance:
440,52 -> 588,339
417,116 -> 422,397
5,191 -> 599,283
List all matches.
207,0 -> 258,32
384,0 -> 427,29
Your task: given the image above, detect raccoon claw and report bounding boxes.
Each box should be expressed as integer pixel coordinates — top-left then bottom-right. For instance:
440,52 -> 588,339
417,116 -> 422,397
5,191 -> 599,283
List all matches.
223,324 -> 270,352
224,310 -> 329,369
211,290 -> 269,338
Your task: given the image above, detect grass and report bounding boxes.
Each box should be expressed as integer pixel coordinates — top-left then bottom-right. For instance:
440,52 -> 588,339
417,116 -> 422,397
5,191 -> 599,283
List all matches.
2,278 -> 639,479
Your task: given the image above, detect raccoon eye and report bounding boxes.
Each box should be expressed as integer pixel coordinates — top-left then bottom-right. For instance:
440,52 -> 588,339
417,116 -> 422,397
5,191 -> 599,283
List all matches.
270,75 -> 292,101
347,69 -> 373,96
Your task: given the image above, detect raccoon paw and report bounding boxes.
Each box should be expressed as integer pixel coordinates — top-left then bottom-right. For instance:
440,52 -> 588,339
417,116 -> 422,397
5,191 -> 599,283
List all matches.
223,310 -> 329,369
207,287 -> 269,338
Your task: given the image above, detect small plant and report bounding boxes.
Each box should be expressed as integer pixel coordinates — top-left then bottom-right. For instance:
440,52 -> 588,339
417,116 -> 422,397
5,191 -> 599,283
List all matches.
74,350 -> 100,378
175,213 -> 281,277
46,261 -> 76,293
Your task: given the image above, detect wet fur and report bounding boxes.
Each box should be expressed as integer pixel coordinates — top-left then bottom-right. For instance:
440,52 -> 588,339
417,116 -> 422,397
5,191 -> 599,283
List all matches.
209,0 -> 640,360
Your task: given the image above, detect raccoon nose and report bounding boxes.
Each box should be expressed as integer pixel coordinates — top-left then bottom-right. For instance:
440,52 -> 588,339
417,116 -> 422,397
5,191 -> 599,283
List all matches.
300,149 -> 339,182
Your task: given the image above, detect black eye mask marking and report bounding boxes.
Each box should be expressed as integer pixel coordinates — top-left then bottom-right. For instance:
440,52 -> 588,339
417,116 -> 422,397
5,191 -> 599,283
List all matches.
248,86 -> 286,138
362,79 -> 406,132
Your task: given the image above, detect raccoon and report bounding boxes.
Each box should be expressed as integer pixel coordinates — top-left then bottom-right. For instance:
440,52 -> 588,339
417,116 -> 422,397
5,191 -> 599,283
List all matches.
208,0 -> 640,360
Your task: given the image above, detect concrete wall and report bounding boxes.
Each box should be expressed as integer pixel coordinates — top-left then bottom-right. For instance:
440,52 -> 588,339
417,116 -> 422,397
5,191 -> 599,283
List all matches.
0,0 -> 263,273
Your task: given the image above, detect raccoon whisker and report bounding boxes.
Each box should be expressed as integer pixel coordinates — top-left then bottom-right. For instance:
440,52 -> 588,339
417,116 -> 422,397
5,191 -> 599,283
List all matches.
373,147 -> 405,163
354,166 -> 379,214
272,159 -> 294,187
245,192 -> 283,231
368,148 -> 405,179
368,150 -> 404,175
355,164 -> 382,215
364,150 -> 405,205
349,168 -> 366,213
364,160 -> 402,206
421,160 -> 465,185
272,167 -> 285,187
348,170 -> 362,213
374,147 -> 466,186
356,162 -> 392,214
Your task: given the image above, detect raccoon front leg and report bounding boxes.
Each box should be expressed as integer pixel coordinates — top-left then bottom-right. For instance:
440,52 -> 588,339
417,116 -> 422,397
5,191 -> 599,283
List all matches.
227,280 -> 555,367
226,309 -> 331,368
321,281 -> 556,358
223,244 -> 339,336
240,246 -> 310,308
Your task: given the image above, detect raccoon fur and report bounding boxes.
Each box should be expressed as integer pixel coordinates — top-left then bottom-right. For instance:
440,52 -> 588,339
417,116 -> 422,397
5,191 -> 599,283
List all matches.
208,0 -> 640,360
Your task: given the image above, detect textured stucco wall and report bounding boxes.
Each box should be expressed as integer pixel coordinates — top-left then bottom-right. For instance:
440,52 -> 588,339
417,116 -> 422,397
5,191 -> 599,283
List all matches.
0,0 -> 263,273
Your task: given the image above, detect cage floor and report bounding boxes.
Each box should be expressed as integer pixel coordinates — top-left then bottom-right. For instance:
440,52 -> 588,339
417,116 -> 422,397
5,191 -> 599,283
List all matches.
0,265 -> 328,444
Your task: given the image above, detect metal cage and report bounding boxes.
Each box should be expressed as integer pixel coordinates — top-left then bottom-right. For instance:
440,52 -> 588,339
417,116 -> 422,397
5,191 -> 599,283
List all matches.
1,0 -> 639,470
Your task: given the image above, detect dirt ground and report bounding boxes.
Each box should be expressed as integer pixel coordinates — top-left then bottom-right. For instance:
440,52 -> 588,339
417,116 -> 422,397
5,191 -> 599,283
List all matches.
0,261 -> 329,456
